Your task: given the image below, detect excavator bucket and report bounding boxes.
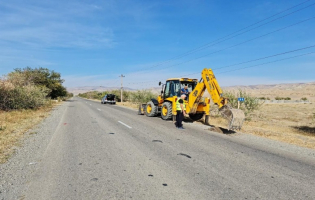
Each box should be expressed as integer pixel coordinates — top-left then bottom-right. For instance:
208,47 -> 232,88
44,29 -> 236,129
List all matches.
219,106 -> 245,130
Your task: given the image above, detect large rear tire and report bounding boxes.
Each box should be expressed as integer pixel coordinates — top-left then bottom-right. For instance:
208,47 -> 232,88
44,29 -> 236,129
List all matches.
145,101 -> 158,117
189,113 -> 204,121
161,102 -> 172,120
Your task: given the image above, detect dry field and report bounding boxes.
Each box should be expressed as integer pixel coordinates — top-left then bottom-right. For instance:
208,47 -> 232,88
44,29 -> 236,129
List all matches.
116,102 -> 139,109
0,102 -> 59,163
209,103 -> 315,149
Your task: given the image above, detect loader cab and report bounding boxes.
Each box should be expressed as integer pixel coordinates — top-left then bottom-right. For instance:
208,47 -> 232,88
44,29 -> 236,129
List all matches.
162,78 -> 198,99
180,81 -> 197,93
164,80 -> 180,98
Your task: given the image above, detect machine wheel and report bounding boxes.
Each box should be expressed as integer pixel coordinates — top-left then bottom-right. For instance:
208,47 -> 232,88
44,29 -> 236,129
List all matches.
138,104 -> 143,115
161,102 -> 172,120
145,101 -> 158,117
189,113 -> 204,121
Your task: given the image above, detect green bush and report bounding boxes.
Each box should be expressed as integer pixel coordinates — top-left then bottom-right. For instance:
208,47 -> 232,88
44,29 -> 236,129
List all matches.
223,90 -> 262,117
130,90 -> 156,103
301,97 -> 308,101
78,89 -> 157,103
0,67 -> 69,111
275,97 -> 291,100
0,81 -> 49,110
9,67 -> 67,99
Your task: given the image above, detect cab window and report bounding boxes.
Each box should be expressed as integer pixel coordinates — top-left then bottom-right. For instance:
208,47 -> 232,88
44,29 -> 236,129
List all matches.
164,80 -> 180,98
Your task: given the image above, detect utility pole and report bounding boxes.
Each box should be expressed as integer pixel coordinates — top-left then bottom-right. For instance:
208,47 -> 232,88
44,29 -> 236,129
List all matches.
119,74 -> 125,102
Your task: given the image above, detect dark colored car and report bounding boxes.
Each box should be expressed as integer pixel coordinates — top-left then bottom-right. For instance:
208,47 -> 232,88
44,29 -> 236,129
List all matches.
101,94 -> 116,104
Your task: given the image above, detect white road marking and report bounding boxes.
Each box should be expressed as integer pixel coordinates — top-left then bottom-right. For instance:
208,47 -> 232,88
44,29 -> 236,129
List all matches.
97,108 -> 101,111
118,121 -> 132,129
90,104 -> 92,106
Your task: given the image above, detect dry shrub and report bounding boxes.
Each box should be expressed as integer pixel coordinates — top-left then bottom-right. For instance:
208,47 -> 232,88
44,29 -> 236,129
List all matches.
0,77 -> 49,110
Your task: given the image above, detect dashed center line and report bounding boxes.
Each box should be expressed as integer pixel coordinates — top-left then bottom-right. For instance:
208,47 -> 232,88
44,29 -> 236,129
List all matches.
118,121 -> 132,129
97,108 -> 101,111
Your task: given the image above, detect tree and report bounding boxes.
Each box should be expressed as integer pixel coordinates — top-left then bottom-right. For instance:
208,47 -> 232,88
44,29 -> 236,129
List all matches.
9,67 -> 66,99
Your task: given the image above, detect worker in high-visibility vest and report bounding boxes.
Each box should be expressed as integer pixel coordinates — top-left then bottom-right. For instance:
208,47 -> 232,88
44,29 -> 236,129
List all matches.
176,94 -> 186,129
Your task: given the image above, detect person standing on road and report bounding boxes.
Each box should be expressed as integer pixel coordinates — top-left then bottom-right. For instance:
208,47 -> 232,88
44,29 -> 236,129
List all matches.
176,94 -> 186,129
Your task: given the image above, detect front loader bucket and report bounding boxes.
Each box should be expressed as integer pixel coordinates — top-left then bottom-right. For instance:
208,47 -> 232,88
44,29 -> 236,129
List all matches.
219,106 -> 245,130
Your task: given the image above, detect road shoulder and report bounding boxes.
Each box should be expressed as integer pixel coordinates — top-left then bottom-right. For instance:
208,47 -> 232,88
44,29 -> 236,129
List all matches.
0,101 -> 69,199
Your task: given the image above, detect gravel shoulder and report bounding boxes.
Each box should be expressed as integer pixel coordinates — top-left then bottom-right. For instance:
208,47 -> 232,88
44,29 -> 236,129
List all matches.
0,101 -> 69,199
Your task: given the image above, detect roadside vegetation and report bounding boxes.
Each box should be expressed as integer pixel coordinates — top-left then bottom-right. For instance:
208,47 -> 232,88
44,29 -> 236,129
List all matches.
223,90 -> 263,118
275,97 -> 291,100
78,89 -> 156,104
0,67 -> 72,163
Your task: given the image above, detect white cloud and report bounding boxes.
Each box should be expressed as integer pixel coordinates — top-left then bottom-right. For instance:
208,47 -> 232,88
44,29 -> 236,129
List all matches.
0,1 -> 115,48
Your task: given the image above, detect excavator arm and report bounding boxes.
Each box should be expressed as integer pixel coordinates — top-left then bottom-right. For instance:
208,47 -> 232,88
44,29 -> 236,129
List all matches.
188,68 -> 227,112
188,68 -> 245,130
201,68 -> 227,108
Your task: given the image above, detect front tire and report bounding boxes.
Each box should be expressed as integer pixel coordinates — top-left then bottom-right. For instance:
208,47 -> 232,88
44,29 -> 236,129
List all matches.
145,101 -> 158,117
161,102 -> 172,120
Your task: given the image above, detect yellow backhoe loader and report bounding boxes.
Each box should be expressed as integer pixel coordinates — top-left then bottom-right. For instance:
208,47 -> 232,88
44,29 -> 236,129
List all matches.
138,68 -> 245,130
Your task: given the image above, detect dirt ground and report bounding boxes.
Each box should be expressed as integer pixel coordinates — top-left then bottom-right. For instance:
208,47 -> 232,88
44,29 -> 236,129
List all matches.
209,103 -> 315,149
116,102 -> 139,109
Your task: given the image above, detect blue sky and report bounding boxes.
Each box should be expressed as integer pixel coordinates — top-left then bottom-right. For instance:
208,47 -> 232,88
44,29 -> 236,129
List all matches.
0,0 -> 314,89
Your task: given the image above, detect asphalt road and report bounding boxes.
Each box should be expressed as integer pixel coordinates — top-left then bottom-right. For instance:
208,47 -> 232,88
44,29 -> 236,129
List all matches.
2,97 -> 315,200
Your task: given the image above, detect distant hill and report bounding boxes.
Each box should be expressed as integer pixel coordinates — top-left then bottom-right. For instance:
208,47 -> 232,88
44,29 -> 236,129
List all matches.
222,82 -> 315,101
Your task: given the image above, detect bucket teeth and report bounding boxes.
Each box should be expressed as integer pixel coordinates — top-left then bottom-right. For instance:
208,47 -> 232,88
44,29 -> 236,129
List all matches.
219,106 -> 245,130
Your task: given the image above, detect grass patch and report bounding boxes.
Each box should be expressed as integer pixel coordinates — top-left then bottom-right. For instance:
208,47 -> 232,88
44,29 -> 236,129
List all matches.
0,102 -> 59,163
